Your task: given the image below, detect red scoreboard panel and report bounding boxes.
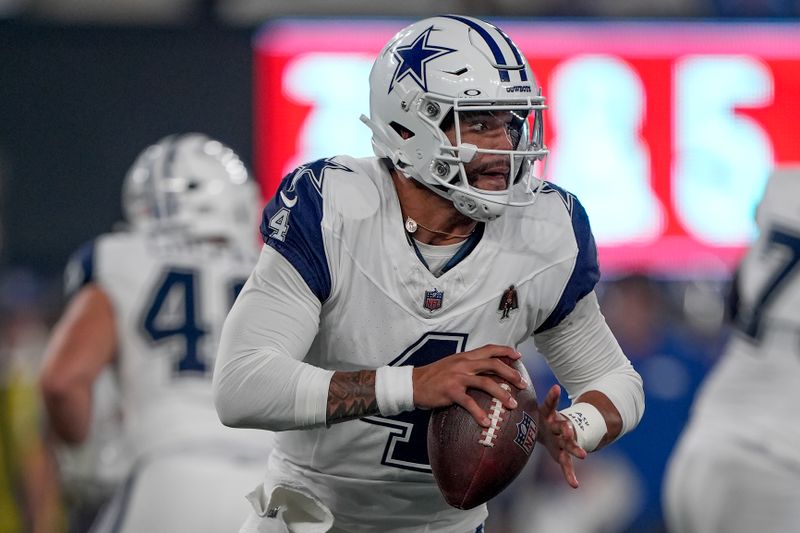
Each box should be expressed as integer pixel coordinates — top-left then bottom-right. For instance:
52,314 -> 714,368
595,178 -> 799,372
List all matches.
254,20 -> 800,276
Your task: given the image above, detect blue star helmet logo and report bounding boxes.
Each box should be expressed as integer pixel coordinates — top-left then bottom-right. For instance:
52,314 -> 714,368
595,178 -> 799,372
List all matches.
389,26 -> 456,94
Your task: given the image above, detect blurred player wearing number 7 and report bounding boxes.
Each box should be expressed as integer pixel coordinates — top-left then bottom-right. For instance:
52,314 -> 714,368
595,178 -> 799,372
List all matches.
39,134 -> 273,533
664,166 -> 800,533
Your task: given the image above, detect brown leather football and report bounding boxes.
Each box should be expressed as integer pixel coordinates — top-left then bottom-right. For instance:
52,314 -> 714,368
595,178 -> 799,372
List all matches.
427,357 -> 538,510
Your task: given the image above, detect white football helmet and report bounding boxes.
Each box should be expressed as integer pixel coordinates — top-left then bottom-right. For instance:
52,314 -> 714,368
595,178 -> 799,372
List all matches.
361,15 -> 548,221
122,133 -> 261,247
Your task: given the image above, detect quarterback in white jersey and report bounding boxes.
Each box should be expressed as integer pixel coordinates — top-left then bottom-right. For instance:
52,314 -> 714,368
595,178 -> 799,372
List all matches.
215,16 -> 644,533
664,166 -> 800,533
40,134 -> 273,533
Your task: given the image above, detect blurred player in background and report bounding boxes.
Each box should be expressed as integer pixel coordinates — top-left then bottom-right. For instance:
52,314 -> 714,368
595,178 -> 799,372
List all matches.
664,165 -> 800,533
214,15 -> 644,533
50,366 -> 131,532
39,133 -> 272,533
0,270 -> 64,533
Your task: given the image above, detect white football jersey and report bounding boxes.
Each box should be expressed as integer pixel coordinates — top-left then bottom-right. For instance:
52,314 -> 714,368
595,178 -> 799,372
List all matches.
259,156 -> 600,531
686,166 -> 800,466
65,230 -> 269,458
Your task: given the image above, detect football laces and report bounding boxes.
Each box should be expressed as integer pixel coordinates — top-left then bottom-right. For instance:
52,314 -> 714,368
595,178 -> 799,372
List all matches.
478,383 -> 510,447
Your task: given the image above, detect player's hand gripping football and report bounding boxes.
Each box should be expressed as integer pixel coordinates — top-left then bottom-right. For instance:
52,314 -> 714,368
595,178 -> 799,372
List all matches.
412,344 -> 527,428
537,384 -> 588,489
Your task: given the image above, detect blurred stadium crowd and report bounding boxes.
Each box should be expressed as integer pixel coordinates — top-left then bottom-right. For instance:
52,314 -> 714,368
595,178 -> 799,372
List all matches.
1,2 -> 798,533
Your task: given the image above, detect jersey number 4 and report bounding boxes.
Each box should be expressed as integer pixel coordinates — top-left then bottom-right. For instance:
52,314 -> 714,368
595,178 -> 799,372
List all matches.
363,332 -> 468,473
141,269 -> 245,374
267,207 -> 291,242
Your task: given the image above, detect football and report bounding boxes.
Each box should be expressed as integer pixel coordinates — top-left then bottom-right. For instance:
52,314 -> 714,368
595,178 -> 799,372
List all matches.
427,357 -> 539,510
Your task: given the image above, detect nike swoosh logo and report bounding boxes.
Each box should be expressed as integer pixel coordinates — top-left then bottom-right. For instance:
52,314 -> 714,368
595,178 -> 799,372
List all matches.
280,190 -> 297,208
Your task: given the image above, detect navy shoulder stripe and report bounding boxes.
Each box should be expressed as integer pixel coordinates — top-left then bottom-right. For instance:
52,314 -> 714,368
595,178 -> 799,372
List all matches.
535,183 -> 600,333
64,239 -> 96,298
260,157 -> 353,302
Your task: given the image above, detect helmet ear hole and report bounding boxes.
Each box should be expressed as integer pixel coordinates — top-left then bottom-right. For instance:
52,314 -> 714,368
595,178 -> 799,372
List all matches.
439,110 -> 455,134
389,121 -> 415,140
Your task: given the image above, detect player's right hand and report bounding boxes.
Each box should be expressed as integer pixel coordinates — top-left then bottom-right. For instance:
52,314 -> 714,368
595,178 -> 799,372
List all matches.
411,344 -> 528,427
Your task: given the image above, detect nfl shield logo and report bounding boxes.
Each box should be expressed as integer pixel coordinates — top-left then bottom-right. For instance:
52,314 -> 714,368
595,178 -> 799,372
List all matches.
423,288 -> 444,312
514,411 -> 537,455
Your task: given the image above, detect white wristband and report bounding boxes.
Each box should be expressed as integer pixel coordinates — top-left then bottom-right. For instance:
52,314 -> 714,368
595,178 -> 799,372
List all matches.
559,402 -> 608,452
375,366 -> 415,416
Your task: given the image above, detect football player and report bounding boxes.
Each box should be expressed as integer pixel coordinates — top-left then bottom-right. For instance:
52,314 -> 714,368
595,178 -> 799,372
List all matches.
664,166 -> 800,533
40,134 -> 273,533
215,15 -> 644,533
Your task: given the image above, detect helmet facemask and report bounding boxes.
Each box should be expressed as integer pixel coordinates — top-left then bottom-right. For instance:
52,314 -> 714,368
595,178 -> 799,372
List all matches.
415,94 -> 548,221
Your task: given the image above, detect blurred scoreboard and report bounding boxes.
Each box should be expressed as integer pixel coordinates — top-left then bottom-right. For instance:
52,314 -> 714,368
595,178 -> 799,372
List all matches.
254,20 -> 800,276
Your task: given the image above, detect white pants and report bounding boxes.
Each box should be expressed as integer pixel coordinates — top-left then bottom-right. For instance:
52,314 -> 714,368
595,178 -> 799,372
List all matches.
91,451 -> 265,533
238,511 -> 285,533
664,430 -> 800,533
238,510 -> 487,533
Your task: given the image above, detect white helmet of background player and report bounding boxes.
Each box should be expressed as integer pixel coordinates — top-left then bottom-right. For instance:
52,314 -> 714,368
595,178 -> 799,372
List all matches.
122,133 -> 260,247
361,15 -> 548,222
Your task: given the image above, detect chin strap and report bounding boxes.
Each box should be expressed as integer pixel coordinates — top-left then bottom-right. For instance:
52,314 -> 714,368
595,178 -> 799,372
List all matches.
450,191 -> 506,222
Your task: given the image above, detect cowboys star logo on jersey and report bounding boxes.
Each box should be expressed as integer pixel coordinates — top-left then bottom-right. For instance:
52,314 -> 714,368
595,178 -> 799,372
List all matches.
279,158 -> 353,208
389,26 -> 456,93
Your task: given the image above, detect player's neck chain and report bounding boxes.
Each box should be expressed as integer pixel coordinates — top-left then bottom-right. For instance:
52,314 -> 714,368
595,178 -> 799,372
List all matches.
404,216 -> 476,240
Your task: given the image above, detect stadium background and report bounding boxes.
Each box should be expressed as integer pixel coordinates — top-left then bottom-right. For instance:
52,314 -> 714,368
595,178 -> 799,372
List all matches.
2,2 -> 799,532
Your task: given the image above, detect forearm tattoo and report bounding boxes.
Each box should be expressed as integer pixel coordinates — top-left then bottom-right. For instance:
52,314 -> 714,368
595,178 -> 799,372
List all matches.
326,370 -> 379,425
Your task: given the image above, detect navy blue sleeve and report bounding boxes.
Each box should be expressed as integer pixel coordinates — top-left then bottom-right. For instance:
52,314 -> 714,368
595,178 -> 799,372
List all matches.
259,157 -> 353,302
535,184 -> 600,334
63,240 -> 96,298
